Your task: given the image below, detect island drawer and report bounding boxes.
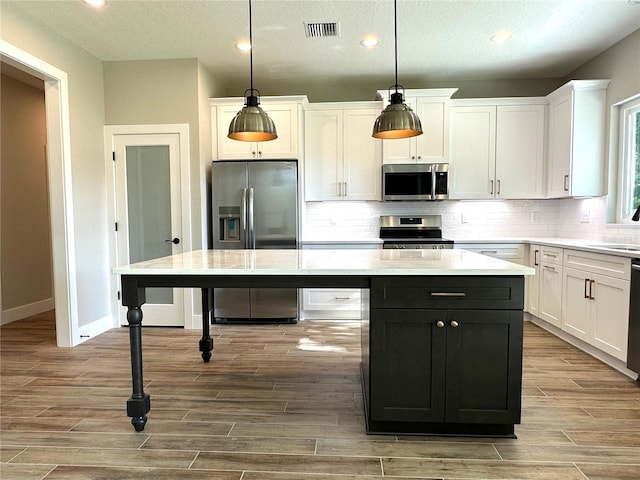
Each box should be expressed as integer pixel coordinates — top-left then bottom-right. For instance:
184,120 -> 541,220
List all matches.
371,276 -> 524,310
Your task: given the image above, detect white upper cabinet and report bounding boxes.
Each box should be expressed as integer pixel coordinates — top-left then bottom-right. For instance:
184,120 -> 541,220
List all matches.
210,96 -> 307,160
377,89 -> 458,164
545,80 -> 609,198
304,103 -> 382,201
449,99 -> 546,200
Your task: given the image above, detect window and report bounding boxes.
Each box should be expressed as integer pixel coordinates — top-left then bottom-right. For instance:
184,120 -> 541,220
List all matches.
618,95 -> 640,223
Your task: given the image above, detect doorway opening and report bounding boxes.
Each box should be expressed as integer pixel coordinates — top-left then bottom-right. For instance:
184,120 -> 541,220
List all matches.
1,62 -> 55,333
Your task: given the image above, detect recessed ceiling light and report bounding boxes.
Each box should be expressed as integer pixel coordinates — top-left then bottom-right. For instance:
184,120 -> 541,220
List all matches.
490,30 -> 512,44
235,41 -> 251,51
360,37 -> 380,48
83,0 -> 106,7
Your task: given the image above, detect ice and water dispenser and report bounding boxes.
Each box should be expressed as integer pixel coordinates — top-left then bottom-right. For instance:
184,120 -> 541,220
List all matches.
218,206 -> 241,243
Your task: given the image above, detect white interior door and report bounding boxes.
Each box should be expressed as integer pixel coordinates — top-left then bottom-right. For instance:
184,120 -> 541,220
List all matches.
114,133 -> 184,326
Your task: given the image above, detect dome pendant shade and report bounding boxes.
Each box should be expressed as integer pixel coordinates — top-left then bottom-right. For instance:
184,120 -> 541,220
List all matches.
372,92 -> 422,139
228,91 -> 277,142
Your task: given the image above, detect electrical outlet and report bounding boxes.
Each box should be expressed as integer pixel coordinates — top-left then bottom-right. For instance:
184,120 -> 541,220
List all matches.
530,212 -> 539,224
580,211 -> 591,223
461,212 -> 468,224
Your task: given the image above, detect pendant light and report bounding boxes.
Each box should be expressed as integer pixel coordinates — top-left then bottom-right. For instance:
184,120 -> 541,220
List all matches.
372,0 -> 422,139
228,0 -> 277,142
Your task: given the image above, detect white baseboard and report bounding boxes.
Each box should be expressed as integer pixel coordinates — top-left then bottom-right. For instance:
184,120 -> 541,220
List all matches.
1,298 -> 55,325
75,315 -> 114,345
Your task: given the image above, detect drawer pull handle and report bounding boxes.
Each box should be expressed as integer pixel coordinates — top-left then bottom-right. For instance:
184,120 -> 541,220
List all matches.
584,278 -> 589,299
436,321 -> 445,328
430,292 -> 466,297
543,265 -> 556,272
589,280 -> 595,300
450,320 -> 459,328
480,250 -> 498,254
334,296 -> 351,300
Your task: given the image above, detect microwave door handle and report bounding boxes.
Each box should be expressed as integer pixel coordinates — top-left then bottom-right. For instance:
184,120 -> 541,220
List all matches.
431,166 -> 436,199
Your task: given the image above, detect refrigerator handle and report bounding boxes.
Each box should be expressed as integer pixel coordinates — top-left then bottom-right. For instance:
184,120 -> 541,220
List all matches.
248,187 -> 255,249
241,188 -> 249,248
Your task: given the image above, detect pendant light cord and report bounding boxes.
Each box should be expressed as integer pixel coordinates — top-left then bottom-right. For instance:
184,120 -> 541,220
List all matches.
249,0 -> 254,93
394,0 -> 398,95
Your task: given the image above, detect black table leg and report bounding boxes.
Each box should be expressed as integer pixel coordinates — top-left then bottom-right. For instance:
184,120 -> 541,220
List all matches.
126,306 -> 150,432
200,287 -> 214,362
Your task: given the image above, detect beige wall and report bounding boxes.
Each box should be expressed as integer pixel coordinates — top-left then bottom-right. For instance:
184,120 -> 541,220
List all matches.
221,76 -> 565,102
1,73 -> 53,311
1,3 -> 109,329
103,59 -> 221,252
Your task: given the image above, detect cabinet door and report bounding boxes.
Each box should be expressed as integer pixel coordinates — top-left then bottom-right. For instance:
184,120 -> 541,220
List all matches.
546,94 -> 573,197
539,263 -> 563,328
415,98 -> 449,163
591,273 -> 630,361
369,309 -> 446,422
445,310 -> 522,425
562,267 -> 592,342
495,105 -> 545,199
527,245 -> 541,316
304,110 -> 343,201
258,104 -> 299,158
343,109 -> 381,200
449,106 -> 496,199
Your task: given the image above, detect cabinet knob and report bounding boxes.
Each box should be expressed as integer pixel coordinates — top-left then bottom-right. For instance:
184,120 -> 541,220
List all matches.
450,320 -> 459,328
436,320 -> 445,328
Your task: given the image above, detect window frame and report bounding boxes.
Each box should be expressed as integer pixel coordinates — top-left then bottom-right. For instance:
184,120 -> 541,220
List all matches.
617,94 -> 640,224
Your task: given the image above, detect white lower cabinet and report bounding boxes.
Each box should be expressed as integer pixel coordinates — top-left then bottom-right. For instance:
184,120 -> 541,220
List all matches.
527,245 -> 541,317
302,289 -> 362,320
561,250 -> 631,361
300,243 -> 380,320
538,260 -> 563,328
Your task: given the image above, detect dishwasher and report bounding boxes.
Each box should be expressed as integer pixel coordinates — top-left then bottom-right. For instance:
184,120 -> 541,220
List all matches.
627,259 -> 640,379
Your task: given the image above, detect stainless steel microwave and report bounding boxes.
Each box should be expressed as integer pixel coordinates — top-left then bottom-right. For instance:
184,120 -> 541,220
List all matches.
382,163 -> 449,201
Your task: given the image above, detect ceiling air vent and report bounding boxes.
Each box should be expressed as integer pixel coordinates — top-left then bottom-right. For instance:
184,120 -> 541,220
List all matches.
304,22 -> 340,38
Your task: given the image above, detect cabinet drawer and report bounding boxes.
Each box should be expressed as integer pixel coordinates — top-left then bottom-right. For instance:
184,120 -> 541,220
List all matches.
563,249 -> 631,280
302,288 -> 361,311
539,246 -> 563,265
371,277 -> 524,310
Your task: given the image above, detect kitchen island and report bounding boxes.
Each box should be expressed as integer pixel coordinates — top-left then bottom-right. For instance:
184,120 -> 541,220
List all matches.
114,248 -> 533,435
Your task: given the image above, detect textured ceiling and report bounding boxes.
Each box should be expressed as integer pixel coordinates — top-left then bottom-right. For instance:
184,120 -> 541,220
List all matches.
6,0 -> 640,91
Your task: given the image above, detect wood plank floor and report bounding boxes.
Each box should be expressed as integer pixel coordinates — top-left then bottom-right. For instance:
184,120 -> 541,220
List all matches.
1,311 -> 639,479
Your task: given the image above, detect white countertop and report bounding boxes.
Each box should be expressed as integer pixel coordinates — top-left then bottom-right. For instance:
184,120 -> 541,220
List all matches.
113,249 -> 534,276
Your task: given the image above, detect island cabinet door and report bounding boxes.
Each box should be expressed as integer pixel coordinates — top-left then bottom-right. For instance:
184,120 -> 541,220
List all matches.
444,309 -> 523,425
369,309 -> 447,422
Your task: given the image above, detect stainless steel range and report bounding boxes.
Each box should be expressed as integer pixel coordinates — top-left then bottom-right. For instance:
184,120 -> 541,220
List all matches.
380,214 -> 453,250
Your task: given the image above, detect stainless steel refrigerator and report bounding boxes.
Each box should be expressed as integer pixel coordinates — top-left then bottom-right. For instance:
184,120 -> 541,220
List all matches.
211,160 -> 299,322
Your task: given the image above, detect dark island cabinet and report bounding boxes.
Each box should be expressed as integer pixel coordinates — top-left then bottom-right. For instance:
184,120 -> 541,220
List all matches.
364,276 -> 524,436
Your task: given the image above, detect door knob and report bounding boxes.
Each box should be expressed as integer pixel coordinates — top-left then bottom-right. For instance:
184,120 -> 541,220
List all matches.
450,320 -> 459,328
165,237 -> 180,245
436,321 -> 445,328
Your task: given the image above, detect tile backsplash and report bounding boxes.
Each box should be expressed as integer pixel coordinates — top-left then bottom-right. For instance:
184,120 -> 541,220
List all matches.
303,197 -> 640,244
